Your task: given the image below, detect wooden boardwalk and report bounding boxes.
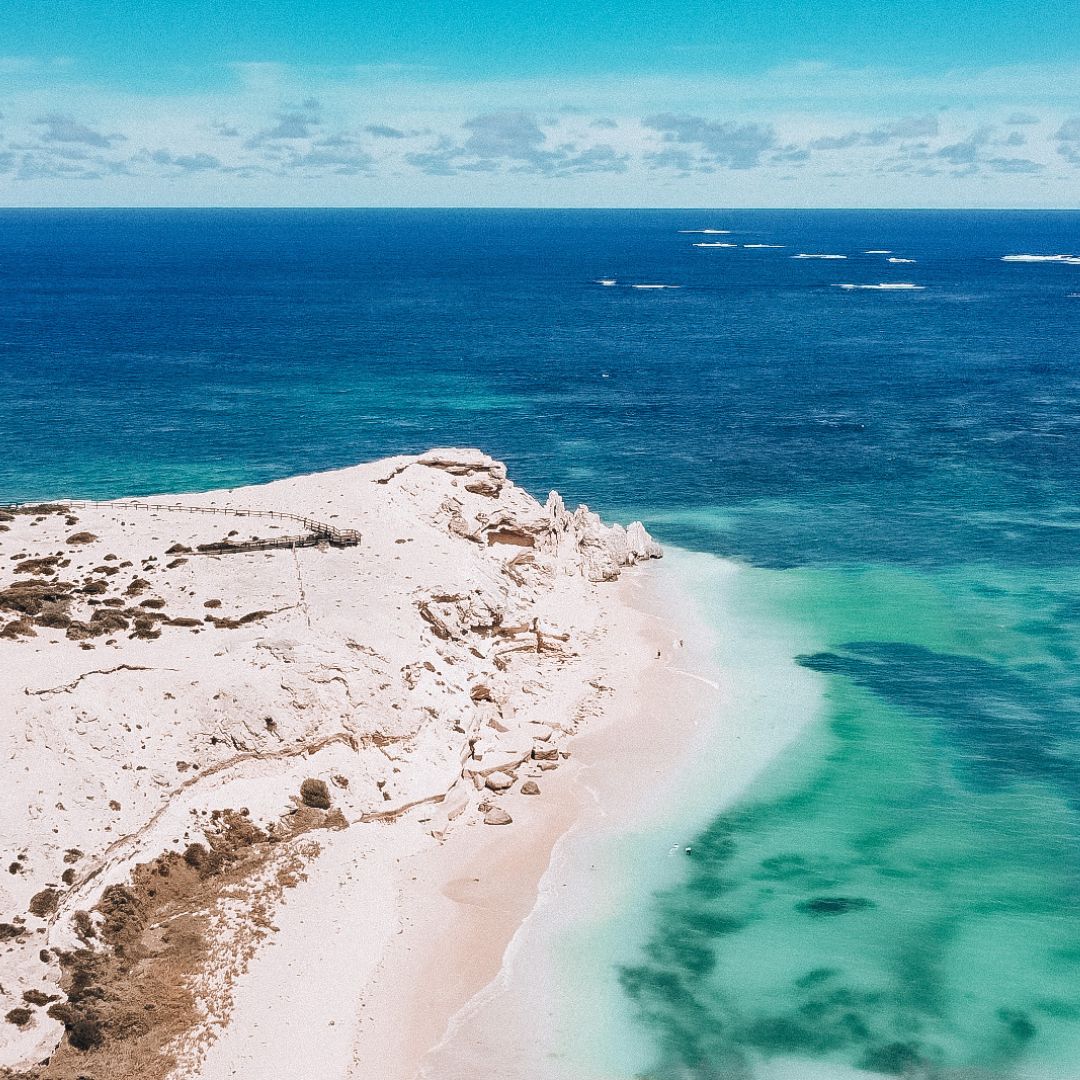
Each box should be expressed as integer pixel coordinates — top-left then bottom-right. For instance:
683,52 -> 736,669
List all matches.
1,499 -> 362,554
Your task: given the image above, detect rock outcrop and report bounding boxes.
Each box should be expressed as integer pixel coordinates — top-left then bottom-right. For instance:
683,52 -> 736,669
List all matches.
416,448 -> 663,582
540,491 -> 663,581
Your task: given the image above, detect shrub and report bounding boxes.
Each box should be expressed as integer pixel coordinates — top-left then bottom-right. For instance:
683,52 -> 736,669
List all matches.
300,779 -> 331,810
28,888 -> 58,918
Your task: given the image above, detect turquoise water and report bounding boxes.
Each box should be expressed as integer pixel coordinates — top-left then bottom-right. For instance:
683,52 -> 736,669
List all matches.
614,557 -> 1080,1078
2,209 -> 1078,1077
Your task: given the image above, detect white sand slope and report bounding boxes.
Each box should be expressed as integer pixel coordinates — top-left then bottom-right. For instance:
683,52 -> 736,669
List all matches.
0,449 -> 662,1077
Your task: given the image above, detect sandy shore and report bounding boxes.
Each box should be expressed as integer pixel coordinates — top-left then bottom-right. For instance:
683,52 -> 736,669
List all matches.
409,563 -> 720,1080
412,551 -> 818,1080
0,449 -> 665,1079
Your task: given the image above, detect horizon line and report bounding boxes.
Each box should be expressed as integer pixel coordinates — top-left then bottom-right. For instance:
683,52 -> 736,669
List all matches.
1,205 -> 1079,212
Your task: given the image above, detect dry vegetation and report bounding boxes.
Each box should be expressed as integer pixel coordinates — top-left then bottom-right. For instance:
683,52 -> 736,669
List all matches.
0,505 -> 281,647
1,792 -> 344,1080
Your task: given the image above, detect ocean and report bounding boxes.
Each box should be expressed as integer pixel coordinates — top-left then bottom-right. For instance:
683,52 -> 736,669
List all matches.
2,208 -> 1078,1078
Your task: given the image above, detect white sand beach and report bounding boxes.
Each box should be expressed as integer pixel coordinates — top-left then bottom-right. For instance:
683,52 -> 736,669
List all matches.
0,449 -> 677,1079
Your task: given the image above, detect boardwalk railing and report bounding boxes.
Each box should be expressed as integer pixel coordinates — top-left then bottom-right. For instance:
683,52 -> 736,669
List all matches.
0,499 -> 361,552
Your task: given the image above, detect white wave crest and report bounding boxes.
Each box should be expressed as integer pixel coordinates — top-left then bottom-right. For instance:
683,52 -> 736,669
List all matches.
744,244 -> 786,249
793,253 -> 847,259
632,284 -> 681,289
887,257 -> 916,263
1002,254 -> 1080,264
692,242 -> 738,248
832,283 -> 925,291
865,249 -> 893,254
594,279 -> 617,286
678,229 -> 730,234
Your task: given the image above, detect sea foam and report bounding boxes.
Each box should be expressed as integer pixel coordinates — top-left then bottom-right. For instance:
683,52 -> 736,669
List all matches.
832,283 -> 925,291
1002,254 -> 1080,264
793,253 -> 847,259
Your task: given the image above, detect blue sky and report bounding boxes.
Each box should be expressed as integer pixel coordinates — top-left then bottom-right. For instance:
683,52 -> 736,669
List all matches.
2,0 -> 1079,206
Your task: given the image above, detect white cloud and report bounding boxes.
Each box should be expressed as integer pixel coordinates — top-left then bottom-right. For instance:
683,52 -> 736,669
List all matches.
34,113 -> 123,148
0,60 -> 1077,205
245,99 -> 322,147
643,115 -> 776,169
1056,117 -> 1080,141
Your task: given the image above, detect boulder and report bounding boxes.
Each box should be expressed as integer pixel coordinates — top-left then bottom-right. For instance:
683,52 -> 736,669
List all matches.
484,808 -> 513,825
417,449 -> 507,480
464,478 -> 503,498
485,771 -> 515,792
627,520 -> 664,561
470,746 -> 531,775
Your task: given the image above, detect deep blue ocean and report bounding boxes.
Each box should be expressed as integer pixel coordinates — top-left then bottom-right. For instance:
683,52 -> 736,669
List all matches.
2,209 -> 1079,1078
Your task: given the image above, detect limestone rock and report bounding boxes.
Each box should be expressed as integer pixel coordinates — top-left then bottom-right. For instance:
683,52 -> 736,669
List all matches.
464,478 -> 503,498
429,784 -> 470,839
417,464 -> 662,582
627,520 -> 664,561
470,745 -> 531,775
520,781 -> 540,795
539,492 -> 662,581
484,808 -> 513,825
417,449 -> 507,481
485,771 -> 515,792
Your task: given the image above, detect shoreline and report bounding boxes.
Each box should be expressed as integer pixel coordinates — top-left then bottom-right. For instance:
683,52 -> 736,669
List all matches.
414,549 -> 828,1079
409,560 -> 720,1080
388,565 -> 685,1080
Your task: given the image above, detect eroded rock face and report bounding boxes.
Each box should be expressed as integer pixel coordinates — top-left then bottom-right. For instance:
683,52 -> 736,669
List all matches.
415,449 -> 662,582
538,491 -> 662,582
416,449 -> 507,481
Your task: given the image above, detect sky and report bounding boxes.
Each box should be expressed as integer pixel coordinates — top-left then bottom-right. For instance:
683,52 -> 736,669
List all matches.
2,0 -> 1079,207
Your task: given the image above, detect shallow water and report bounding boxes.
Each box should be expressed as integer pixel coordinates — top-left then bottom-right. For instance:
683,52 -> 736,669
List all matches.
612,557 -> 1080,1079
2,209 -> 1078,1077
